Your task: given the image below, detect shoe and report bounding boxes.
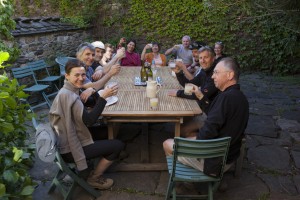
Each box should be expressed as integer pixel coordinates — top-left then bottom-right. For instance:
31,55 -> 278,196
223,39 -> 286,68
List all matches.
87,173 -> 114,190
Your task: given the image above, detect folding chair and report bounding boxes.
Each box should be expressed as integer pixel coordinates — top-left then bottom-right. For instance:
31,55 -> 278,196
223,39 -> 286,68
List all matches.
28,60 -> 60,98
48,152 -> 101,200
55,57 -> 76,88
165,137 -> 231,200
11,66 -> 51,111
55,57 -> 76,76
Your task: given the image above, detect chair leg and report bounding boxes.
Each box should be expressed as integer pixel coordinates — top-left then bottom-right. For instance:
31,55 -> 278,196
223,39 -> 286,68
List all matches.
51,154 -> 101,199
65,182 -> 77,200
48,168 -> 65,194
165,178 -> 173,200
208,182 -> 213,200
172,185 -> 176,200
41,91 -> 51,108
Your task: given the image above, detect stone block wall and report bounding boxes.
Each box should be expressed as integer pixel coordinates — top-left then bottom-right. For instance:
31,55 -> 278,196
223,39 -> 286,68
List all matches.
14,30 -> 91,67
9,17 -> 93,70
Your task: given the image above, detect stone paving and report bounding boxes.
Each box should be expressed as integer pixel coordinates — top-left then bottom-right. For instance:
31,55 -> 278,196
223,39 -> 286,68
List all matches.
30,73 -> 300,200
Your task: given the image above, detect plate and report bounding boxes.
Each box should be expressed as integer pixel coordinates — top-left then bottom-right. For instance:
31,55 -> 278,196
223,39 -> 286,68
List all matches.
98,90 -> 118,106
106,96 -> 118,106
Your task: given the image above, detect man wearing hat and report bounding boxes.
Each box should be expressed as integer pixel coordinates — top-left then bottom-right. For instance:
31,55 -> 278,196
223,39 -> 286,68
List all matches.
91,41 -> 106,71
91,41 -> 125,76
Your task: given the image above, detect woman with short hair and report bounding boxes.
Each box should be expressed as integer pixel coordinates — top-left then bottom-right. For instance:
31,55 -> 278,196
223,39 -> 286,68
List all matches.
120,39 -> 141,66
141,42 -> 167,67
49,59 -> 124,190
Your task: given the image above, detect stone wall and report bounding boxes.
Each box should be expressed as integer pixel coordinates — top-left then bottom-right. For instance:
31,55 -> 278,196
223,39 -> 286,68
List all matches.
14,30 -> 91,66
15,31 -> 90,66
9,17 -> 93,70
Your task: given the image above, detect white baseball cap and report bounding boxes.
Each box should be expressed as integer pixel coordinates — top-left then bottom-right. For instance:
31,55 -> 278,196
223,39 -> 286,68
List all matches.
91,41 -> 105,50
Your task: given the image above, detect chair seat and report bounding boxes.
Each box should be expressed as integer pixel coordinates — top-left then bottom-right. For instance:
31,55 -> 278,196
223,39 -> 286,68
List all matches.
38,76 -> 60,82
166,156 -> 219,183
23,84 -> 49,92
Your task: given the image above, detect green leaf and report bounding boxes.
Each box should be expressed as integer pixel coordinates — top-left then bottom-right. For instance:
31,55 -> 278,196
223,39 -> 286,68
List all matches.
0,92 -> 9,99
13,147 -> 23,162
3,170 -> 19,184
0,75 -> 8,83
0,183 -> 6,196
20,185 -> 34,196
0,51 -> 9,64
5,96 -> 17,109
4,156 -> 14,167
0,121 -> 14,133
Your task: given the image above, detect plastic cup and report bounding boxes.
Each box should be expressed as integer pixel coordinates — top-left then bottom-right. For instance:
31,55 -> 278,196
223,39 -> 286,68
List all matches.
169,62 -> 176,68
184,83 -> 193,95
107,81 -> 118,88
150,98 -> 159,110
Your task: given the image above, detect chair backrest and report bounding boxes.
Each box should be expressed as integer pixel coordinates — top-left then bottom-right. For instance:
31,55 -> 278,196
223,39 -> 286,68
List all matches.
11,66 -> 38,85
55,57 -> 76,75
27,60 -> 51,78
173,137 -> 231,179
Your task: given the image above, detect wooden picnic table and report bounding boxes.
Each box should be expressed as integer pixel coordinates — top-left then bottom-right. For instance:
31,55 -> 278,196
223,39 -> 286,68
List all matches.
102,66 -> 202,171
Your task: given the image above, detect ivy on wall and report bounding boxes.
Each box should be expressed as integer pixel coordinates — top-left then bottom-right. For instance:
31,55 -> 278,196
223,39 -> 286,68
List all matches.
124,0 -> 300,74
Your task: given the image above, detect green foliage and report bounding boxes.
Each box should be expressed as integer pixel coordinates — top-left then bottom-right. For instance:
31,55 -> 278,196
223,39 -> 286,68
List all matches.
48,0 -> 103,27
0,0 -> 20,62
123,0 -> 300,74
0,52 -> 36,199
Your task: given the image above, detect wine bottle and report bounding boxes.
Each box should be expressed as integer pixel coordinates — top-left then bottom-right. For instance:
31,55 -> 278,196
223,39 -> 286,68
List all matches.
140,64 -> 147,82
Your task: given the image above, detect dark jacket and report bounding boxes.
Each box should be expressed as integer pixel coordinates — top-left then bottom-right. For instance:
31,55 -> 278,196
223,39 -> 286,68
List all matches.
176,64 -> 219,114
197,84 -> 249,175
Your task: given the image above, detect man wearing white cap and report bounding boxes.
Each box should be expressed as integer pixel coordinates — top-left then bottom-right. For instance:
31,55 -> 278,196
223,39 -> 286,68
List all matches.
91,41 -> 125,76
91,41 -> 106,71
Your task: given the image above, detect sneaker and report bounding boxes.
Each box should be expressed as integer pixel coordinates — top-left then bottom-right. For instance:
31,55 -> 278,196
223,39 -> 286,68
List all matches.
87,174 -> 114,190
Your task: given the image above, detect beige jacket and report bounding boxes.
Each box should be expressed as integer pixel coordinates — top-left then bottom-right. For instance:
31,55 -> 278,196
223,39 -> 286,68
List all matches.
49,80 -> 93,170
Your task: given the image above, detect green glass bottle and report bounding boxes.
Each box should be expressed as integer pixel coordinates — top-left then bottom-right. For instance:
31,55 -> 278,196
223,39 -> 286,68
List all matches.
140,64 -> 147,83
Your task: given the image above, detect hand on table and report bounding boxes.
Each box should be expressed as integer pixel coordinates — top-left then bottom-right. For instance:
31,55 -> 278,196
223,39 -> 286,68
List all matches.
167,90 -> 178,97
100,85 -> 119,99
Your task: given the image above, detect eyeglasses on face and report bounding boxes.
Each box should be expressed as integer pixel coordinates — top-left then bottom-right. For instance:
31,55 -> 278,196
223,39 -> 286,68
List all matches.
212,70 -> 232,75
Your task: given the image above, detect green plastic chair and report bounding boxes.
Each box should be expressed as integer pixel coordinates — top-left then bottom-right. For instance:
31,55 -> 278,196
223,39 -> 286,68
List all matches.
48,152 -> 101,200
165,137 -> 231,200
28,60 -> 60,97
55,57 -> 76,76
11,66 -> 51,110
